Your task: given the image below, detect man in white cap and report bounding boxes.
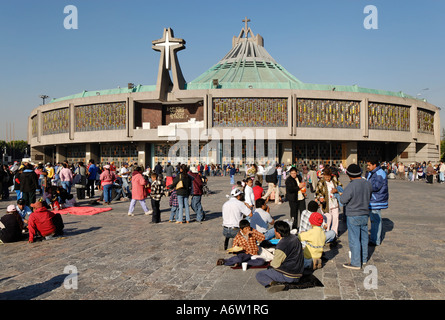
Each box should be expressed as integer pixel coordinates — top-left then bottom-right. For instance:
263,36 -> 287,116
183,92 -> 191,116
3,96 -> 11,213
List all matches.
221,188 -> 253,250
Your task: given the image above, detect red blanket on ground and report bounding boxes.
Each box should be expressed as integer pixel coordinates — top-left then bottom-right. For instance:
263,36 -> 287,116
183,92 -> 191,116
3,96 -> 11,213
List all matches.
53,207 -> 113,216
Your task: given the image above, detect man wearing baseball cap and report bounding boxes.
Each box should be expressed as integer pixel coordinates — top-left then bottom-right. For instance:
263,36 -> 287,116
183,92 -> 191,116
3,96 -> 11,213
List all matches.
340,164 -> 373,270
27,200 -> 64,243
221,188 -> 252,250
0,205 -> 25,244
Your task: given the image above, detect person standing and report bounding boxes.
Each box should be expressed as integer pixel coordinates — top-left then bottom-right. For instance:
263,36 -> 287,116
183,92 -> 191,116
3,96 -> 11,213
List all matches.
285,167 -> 306,231
315,167 -> 342,236
366,159 -> 389,246
229,164 -> 237,185
127,167 -> 150,216
100,165 -> 116,205
74,162 -> 87,200
118,163 -> 130,198
164,161 -> 175,188
19,164 -> 39,207
188,167 -> 205,222
340,164 -> 372,270
59,163 -> 73,195
263,164 -> 282,204
149,172 -> 165,223
171,164 -> 191,224
86,160 -> 98,199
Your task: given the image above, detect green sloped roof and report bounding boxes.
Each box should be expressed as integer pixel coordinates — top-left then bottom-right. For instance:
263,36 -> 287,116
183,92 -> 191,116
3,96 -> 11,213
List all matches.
50,85 -> 156,103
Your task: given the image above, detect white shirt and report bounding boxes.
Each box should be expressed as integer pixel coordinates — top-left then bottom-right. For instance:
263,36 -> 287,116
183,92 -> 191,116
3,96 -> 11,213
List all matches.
222,197 -> 252,228
250,208 -> 273,234
119,167 -> 129,178
244,185 -> 255,208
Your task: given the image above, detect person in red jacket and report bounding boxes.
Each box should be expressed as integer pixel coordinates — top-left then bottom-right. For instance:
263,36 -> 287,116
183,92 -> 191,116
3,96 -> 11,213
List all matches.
27,200 -> 64,243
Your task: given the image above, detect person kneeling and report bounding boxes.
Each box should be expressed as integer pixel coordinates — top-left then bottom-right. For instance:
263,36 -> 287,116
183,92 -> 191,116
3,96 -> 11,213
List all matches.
256,221 -> 304,293
217,219 -> 266,267
28,200 -> 64,243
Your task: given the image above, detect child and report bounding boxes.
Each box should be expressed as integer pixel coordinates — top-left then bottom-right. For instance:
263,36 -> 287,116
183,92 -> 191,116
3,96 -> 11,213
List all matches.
250,198 -> 275,240
216,219 -> 266,267
298,212 -> 326,270
149,173 -> 165,223
168,187 -> 179,223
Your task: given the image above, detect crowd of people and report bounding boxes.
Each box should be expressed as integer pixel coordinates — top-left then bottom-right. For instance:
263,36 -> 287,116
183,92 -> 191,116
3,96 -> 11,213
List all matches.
0,159 -> 211,244
379,160 -> 445,184
217,159 -> 394,292
0,155 -> 442,292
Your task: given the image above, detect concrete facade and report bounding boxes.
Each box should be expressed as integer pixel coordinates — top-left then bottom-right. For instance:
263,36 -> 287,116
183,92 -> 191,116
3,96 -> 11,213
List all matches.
28,24 -> 441,167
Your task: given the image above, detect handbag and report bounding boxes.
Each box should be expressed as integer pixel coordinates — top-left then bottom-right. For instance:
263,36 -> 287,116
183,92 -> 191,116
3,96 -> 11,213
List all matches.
176,174 -> 184,190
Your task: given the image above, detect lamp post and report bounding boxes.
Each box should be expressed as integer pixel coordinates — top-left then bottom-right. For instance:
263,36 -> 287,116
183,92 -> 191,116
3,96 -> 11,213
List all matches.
40,95 -> 50,105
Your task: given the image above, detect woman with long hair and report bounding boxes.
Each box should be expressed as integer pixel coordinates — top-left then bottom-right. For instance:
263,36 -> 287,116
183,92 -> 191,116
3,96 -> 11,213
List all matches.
171,164 -> 191,224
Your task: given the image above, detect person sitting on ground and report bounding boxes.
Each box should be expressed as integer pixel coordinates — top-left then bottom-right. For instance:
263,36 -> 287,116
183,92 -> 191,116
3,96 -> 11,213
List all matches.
250,198 -> 275,241
16,198 -> 32,224
27,199 -> 64,243
252,180 -> 264,201
0,205 -> 25,244
255,220 -> 304,293
298,211 -> 326,270
217,219 -> 266,267
299,200 -> 336,244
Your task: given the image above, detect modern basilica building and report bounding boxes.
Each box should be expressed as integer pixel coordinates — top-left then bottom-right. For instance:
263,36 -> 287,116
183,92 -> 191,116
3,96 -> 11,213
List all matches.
28,20 -> 441,168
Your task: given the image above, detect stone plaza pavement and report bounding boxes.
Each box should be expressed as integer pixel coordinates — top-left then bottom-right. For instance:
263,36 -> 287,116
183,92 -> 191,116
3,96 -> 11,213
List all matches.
0,174 -> 444,301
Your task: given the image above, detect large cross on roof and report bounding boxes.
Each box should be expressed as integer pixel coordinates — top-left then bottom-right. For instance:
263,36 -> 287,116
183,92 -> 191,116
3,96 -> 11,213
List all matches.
243,17 -> 250,34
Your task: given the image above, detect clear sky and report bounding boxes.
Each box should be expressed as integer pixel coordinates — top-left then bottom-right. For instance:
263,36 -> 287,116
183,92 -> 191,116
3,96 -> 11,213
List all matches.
1,0 -> 444,141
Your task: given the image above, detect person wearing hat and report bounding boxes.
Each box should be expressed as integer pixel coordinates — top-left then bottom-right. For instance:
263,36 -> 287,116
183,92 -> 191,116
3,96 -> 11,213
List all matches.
19,163 -> 39,207
27,200 -> 64,243
221,188 -> 253,250
0,205 -> 25,244
298,211 -> 326,270
340,163 -> 373,270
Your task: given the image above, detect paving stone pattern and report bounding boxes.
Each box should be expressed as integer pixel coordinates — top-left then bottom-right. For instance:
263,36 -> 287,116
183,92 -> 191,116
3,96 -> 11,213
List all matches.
0,174 -> 444,300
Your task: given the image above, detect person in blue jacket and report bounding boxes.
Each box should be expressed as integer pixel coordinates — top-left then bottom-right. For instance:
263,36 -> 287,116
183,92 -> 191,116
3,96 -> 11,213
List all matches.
366,159 -> 389,246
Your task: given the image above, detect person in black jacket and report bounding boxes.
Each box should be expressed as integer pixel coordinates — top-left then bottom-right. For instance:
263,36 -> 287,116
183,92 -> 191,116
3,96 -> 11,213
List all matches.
19,164 -> 39,207
255,220 -> 304,293
285,167 -> 306,231
171,164 -> 191,224
0,205 -> 25,244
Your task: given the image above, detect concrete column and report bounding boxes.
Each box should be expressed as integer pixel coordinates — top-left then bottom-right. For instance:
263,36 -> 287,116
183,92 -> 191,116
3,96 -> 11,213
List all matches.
69,103 -> 75,141
292,94 -> 297,136
85,144 -> 100,164
281,140 -> 293,164
410,104 -> 418,142
361,98 -> 368,138
37,110 -> 42,143
56,145 -> 67,163
344,142 -> 358,166
288,95 -> 293,136
136,142 -> 146,168
127,97 -> 134,138
31,146 -> 45,164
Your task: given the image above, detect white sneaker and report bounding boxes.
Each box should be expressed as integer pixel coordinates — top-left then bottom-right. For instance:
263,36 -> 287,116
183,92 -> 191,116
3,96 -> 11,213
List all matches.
128,212 -> 134,217
145,210 -> 153,215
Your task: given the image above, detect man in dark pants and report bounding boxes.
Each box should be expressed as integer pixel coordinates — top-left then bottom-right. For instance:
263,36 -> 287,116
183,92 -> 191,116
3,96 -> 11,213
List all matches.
285,167 -> 306,231
86,159 -> 98,199
19,164 -> 39,207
